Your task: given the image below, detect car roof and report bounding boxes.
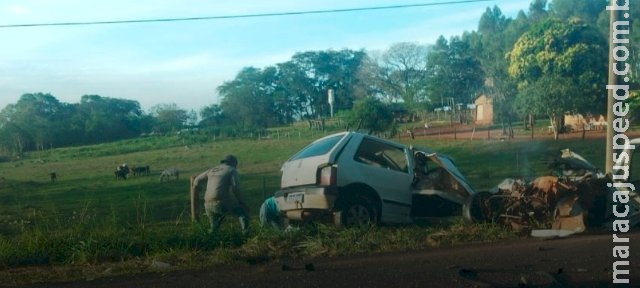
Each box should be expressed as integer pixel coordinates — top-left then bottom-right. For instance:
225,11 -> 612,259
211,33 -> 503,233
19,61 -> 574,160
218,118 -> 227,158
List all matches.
339,131 -> 409,148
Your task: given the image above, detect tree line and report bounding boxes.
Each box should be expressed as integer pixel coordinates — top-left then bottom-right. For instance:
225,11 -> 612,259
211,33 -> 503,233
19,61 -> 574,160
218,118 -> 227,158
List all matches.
207,0 -> 639,138
0,94 -> 197,154
1,0 -> 639,154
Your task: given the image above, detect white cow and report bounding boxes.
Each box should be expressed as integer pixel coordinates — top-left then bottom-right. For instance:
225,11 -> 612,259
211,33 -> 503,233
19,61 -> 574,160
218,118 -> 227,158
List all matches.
160,167 -> 179,182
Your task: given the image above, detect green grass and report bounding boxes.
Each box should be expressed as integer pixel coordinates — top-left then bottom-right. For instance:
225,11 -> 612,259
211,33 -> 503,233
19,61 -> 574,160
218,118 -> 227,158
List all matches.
0,131 -> 613,285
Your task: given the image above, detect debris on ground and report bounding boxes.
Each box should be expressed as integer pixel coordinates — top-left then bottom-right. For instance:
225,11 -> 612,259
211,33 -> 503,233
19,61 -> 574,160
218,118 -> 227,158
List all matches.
149,260 -> 171,271
480,149 -> 609,234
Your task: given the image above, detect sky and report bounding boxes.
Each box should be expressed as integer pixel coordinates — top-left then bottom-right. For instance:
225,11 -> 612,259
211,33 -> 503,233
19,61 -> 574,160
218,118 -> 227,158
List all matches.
0,0 -> 533,113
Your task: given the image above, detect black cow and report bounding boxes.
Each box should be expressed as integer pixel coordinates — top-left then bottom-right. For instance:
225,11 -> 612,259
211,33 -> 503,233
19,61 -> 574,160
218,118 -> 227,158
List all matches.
115,164 -> 130,180
132,165 -> 150,176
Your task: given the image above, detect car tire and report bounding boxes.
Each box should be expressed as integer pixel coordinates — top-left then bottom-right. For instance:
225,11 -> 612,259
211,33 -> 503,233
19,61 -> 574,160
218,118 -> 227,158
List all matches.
463,191 -> 493,223
341,196 -> 377,227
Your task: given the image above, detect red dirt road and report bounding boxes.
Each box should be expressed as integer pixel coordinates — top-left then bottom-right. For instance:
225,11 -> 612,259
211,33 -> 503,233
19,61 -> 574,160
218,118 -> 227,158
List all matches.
25,231 -> 640,288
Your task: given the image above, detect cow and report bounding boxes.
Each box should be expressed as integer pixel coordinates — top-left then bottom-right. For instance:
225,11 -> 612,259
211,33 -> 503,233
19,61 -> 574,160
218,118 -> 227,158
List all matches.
115,169 -> 127,180
132,165 -> 150,176
160,167 -> 179,182
115,164 -> 130,180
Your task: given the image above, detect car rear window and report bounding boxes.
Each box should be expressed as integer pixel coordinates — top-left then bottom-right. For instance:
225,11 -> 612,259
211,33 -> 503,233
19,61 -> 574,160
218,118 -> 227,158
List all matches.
289,134 -> 344,161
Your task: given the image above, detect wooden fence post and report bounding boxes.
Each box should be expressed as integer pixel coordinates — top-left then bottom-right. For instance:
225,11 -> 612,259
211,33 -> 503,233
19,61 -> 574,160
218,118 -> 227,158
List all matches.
531,124 -> 534,139
190,176 -> 199,221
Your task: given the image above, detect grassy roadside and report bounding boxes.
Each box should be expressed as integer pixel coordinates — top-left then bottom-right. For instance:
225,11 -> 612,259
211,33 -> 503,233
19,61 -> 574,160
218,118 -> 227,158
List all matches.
0,221 -> 519,287
0,130 -> 615,286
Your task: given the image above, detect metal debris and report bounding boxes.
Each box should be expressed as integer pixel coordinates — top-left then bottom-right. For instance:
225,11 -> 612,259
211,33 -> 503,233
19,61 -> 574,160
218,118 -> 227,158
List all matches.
480,149 -> 609,233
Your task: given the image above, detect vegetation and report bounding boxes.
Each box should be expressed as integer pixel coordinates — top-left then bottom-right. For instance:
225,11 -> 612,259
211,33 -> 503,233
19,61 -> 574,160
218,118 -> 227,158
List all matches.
0,127 -> 617,285
2,0 -> 638,156
1,1 -> 637,282
368,42 -> 430,110
508,18 -> 607,139
349,97 -> 394,134
427,35 -> 484,113
1,1 -> 637,285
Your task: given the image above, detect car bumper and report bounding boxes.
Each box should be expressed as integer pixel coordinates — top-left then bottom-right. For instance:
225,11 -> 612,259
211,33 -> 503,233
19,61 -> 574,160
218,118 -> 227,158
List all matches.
274,186 -> 338,221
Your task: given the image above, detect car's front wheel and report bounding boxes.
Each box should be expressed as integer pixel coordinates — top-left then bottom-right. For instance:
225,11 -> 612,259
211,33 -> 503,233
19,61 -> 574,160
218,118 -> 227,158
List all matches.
463,191 -> 494,223
341,197 -> 377,226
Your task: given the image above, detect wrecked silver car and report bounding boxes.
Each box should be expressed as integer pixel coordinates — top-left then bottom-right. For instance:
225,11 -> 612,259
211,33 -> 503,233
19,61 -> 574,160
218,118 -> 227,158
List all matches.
274,132 -> 489,226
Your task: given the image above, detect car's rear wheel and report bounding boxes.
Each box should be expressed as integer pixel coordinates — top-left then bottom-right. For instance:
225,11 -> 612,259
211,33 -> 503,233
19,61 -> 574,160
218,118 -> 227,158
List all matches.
341,197 -> 376,226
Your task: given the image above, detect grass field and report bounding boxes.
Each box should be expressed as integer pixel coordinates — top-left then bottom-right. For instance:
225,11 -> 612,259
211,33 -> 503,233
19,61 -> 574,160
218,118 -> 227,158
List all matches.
0,129 -> 615,285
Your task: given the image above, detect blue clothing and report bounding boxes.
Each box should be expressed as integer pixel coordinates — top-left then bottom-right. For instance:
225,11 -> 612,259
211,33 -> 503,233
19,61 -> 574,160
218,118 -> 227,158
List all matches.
259,197 -> 281,227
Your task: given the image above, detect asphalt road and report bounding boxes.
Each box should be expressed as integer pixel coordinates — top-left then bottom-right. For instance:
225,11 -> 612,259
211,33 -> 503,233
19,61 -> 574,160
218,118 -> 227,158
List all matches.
24,231 -> 640,288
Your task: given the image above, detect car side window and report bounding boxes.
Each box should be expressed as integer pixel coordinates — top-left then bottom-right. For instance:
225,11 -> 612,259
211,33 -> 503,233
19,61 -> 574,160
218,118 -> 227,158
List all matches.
354,138 -> 408,173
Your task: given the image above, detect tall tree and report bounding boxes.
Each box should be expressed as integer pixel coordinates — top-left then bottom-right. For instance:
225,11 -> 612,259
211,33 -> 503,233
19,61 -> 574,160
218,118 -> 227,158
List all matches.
349,97 -> 394,134
7,93 -> 65,150
274,61 -> 315,121
199,104 -> 225,127
379,42 -> 430,107
508,18 -> 608,139
52,102 -> 84,147
149,103 -> 192,134
354,53 -> 386,101
549,0 -> 607,24
78,95 -> 145,143
218,67 -> 278,129
289,49 -> 367,117
426,35 -> 484,120
472,6 -> 528,137
528,0 -> 549,23
0,104 -> 28,154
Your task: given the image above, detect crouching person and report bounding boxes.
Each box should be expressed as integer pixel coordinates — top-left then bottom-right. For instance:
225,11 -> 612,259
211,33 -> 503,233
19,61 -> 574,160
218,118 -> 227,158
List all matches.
192,154 -> 249,235
259,196 -> 282,228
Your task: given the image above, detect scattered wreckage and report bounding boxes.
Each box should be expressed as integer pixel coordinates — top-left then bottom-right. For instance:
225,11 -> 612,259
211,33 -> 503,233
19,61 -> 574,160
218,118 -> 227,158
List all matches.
472,146 -> 640,235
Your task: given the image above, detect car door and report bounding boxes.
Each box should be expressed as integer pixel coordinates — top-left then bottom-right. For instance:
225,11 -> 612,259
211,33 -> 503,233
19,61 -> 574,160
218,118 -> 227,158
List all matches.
350,136 -> 413,223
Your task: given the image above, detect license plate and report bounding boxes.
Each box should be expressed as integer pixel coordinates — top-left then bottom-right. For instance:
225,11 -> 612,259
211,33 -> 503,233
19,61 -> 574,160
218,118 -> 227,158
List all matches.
286,192 -> 304,203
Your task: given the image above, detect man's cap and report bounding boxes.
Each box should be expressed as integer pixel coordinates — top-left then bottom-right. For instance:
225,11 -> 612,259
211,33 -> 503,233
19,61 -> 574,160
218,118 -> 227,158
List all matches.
221,154 -> 238,165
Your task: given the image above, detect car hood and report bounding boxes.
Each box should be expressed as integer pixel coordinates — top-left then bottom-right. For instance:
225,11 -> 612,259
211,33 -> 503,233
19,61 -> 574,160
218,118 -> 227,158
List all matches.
550,149 -> 605,180
414,150 -> 476,204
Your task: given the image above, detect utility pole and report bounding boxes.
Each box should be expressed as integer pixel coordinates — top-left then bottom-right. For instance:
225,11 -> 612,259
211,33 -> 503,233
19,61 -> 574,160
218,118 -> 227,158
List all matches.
605,7 -> 618,174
